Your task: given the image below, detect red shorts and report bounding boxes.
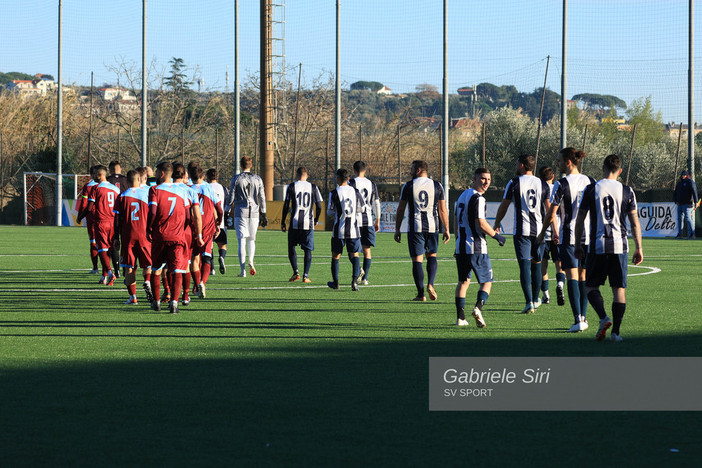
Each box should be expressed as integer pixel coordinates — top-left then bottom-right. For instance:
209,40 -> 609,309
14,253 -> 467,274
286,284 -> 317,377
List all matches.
192,226 -> 215,257
121,236 -> 152,270
151,239 -> 187,274
95,221 -> 115,252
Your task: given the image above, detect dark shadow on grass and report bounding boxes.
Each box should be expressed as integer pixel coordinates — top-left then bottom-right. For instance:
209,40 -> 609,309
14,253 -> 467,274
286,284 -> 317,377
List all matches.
1,334 -> 701,466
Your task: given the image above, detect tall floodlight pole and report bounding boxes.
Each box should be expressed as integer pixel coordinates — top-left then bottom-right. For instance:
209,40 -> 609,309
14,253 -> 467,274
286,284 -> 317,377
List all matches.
235,0 -> 241,175
55,0 -> 63,226
442,0 -> 449,208
141,0 -> 148,167
689,0 -> 695,181
561,0 -> 568,149
335,0 -> 341,171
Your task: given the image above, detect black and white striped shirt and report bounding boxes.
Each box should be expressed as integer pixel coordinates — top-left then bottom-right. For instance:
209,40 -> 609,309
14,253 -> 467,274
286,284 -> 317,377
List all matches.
454,188 -> 488,255
551,173 -> 595,245
503,175 -> 550,237
327,185 -> 365,239
579,179 -> 637,254
349,176 -> 380,227
283,180 -> 322,230
400,177 -> 444,234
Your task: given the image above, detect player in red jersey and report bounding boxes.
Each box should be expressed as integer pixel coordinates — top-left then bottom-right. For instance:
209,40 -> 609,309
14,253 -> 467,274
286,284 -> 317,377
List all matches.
147,162 -> 204,314
173,163 -> 203,305
78,165 -> 120,285
76,166 -> 99,273
114,170 -> 153,305
188,165 -> 223,298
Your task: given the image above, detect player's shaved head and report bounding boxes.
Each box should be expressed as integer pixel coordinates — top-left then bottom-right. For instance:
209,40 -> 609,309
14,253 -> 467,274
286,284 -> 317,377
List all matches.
127,170 -> 140,186
353,160 -> 366,174
336,168 -> 349,183
603,154 -> 622,174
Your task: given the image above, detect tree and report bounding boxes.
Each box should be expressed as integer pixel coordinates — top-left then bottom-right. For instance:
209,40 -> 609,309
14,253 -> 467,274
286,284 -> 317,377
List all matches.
164,57 -> 191,95
572,93 -> 627,114
626,95 -> 663,146
350,81 -> 384,92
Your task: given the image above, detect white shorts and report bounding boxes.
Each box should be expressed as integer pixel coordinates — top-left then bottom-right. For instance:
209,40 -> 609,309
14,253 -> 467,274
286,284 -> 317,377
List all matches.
235,217 -> 259,240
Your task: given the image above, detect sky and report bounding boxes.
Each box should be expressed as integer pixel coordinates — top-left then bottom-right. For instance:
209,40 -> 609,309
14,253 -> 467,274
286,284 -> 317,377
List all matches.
1,0 -> 699,123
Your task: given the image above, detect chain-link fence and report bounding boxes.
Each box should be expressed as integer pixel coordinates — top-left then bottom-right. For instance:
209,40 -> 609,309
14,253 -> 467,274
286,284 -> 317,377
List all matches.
2,1 -> 701,223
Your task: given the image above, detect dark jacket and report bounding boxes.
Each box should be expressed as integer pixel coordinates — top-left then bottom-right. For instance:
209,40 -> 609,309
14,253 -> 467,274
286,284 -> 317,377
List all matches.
673,178 -> 699,206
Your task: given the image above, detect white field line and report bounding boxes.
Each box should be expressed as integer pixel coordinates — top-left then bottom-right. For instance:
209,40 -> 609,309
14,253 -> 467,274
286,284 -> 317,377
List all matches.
1,265 -> 661,293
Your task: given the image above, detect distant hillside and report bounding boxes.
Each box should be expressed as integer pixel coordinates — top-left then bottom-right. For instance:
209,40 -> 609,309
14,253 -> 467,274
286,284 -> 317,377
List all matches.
0,72 -> 38,86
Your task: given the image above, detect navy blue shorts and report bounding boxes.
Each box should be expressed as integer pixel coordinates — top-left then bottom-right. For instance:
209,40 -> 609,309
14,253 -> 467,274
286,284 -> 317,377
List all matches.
513,235 -> 545,262
213,228 -> 228,245
543,240 -> 560,262
455,253 -> 494,284
408,232 -> 439,257
558,244 -> 583,269
331,237 -> 361,255
359,226 -> 376,247
585,252 -> 628,288
289,228 -> 314,251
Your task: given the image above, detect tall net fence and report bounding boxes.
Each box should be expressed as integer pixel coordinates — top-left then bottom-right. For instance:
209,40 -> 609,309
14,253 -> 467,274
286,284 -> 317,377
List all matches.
1,0 -> 701,222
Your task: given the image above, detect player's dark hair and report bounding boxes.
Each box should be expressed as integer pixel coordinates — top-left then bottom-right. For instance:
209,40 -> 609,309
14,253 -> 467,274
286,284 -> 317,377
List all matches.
353,160 -> 366,174
127,170 -> 139,185
187,161 -> 200,171
296,166 -> 308,178
156,161 -> 173,174
108,160 -> 120,172
94,165 -> 107,175
517,154 -> 535,172
336,168 -> 349,181
206,168 -> 217,181
474,167 -> 491,176
89,165 -> 98,175
603,154 -> 622,173
172,162 -> 186,180
188,164 -> 203,181
411,160 -> 428,174
559,147 -> 586,166
539,166 -> 554,181
135,166 -> 146,179
240,156 -> 253,170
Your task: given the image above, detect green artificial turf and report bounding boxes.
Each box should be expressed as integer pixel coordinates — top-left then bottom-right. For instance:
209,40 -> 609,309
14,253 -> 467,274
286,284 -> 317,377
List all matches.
0,226 -> 700,466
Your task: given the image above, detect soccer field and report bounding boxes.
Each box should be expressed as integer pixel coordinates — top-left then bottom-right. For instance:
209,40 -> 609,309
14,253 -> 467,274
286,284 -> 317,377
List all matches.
1,226 -> 701,466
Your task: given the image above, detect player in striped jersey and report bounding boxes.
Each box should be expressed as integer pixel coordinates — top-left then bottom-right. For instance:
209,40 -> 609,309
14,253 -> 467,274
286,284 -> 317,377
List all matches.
327,168 -> 366,291
78,166 -> 121,286
207,168 -> 228,275
281,167 -> 323,282
189,165 -> 223,297
394,160 -> 450,302
537,166 -> 565,307
454,168 -> 506,328
76,166 -> 99,273
349,161 -> 380,285
493,154 -> 551,314
113,170 -> 152,305
574,154 -> 643,342
225,156 -> 267,277
538,148 -> 596,332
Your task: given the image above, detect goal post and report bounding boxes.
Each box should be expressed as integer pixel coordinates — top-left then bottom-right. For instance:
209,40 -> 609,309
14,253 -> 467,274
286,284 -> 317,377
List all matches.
23,172 -> 90,226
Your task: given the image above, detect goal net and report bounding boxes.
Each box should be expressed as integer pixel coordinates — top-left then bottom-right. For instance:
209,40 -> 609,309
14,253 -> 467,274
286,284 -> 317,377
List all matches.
23,172 -> 90,225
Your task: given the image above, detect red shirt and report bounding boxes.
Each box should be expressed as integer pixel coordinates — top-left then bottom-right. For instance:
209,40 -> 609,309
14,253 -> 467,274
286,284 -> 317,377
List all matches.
115,187 -> 150,240
90,181 -> 120,224
148,183 -> 191,242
